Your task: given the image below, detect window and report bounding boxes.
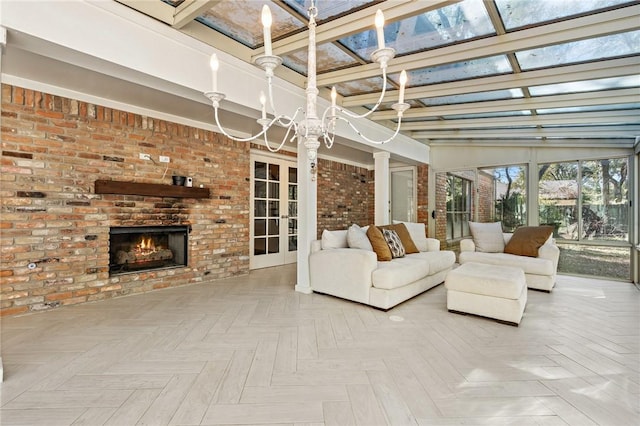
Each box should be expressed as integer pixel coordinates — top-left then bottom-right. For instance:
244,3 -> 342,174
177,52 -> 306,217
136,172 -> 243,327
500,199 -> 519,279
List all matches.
480,165 -> 527,232
538,158 -> 630,280
446,173 -> 473,240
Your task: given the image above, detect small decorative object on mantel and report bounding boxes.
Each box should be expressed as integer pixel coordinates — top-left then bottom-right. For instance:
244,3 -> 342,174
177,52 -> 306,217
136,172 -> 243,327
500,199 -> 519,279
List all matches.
172,175 -> 186,186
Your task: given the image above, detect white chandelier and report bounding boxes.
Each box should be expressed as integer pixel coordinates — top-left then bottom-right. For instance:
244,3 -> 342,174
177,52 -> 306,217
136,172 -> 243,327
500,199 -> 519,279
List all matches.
204,1 -> 409,177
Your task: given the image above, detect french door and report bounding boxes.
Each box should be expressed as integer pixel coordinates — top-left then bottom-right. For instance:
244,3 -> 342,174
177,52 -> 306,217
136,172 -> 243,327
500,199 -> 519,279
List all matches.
390,166 -> 417,223
250,154 -> 298,269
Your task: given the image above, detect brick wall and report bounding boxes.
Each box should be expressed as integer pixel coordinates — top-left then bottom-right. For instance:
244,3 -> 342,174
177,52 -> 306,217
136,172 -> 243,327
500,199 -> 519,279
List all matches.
316,159 -> 373,236
416,164 -> 429,224
477,170 -> 495,223
434,172 -> 448,244
1,84 -> 250,316
1,84 -> 430,316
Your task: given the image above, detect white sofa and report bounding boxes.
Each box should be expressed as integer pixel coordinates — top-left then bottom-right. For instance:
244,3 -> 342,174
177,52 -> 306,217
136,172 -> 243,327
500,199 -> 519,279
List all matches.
309,225 -> 456,310
458,233 -> 560,292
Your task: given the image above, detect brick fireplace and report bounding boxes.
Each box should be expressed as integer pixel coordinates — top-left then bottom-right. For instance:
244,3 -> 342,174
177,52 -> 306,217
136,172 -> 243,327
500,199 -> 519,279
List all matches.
109,225 -> 189,275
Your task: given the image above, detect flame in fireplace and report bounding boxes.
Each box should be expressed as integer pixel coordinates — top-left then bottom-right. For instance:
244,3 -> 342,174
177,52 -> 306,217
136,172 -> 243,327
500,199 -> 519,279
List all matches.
136,237 -> 156,254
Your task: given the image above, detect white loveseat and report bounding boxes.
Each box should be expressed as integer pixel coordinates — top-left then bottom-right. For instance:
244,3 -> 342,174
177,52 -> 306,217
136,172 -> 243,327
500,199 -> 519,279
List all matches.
459,230 -> 560,292
309,223 -> 456,310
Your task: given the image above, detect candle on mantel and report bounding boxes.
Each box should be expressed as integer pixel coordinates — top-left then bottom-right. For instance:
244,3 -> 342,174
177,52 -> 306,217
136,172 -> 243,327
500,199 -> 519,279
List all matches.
398,70 -> 407,104
330,87 -> 337,117
261,5 -> 273,56
209,54 -> 219,92
375,10 -> 385,50
260,91 -> 267,119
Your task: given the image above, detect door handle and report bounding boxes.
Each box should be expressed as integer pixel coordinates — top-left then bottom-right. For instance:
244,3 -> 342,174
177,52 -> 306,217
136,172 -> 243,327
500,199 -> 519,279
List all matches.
281,215 -> 289,219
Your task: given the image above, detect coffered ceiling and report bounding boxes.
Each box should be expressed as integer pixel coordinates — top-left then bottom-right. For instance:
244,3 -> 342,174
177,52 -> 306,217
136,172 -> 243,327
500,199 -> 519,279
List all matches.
108,1 -> 640,146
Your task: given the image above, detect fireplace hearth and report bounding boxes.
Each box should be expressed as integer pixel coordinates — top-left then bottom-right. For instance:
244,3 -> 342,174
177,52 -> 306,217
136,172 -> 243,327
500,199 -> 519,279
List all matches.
109,225 -> 189,275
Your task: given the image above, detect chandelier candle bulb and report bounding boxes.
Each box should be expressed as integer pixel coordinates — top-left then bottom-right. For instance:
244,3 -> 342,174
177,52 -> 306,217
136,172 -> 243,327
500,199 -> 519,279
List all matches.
330,87 -> 337,117
399,70 -> 407,104
260,91 -> 267,119
209,54 -> 219,92
375,10 -> 385,50
262,5 -> 273,56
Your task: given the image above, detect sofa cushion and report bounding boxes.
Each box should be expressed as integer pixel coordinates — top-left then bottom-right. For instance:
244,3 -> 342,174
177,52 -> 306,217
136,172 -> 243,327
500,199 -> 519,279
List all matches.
372,257 -> 431,290
469,221 -> 504,253
381,223 -> 419,254
504,226 -> 554,257
459,251 -> 555,276
321,229 -> 348,249
393,221 -> 428,252
406,250 -> 456,275
366,226 -> 392,261
347,224 -> 373,251
382,229 -> 405,258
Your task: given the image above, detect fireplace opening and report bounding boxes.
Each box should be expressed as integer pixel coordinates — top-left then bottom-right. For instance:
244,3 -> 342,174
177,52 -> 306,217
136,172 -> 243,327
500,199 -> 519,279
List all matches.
109,225 -> 189,275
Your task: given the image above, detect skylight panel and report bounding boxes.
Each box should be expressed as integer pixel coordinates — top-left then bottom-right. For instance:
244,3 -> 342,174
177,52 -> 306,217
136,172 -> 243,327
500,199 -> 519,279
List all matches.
516,30 -> 640,70
196,1 -> 304,48
536,103 -> 640,114
394,55 -> 512,86
281,0 -> 374,22
443,111 -> 532,119
333,76 -> 385,96
495,0 -> 635,30
338,0 -> 494,60
422,89 -> 524,106
529,76 -> 640,96
282,43 -> 360,76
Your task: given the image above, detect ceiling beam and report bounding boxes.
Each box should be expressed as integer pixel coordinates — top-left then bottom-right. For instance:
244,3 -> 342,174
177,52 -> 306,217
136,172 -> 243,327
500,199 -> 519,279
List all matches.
401,110 -> 640,131
344,57 -> 640,106
372,88 -> 640,120
318,4 -> 640,86
115,0 -> 176,23
426,139 -> 636,148
172,0 -> 219,29
411,126 -> 640,140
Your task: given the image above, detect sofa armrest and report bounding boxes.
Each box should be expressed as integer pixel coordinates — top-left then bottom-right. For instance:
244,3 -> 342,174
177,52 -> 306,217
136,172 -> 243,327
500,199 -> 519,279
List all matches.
309,248 -> 378,304
311,239 -> 322,253
425,238 -> 441,252
538,241 -> 560,270
460,238 -> 476,252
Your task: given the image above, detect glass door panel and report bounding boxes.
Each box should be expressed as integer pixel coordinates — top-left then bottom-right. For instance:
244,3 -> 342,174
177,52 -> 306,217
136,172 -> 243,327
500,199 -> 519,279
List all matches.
390,167 -> 416,223
251,155 -> 297,269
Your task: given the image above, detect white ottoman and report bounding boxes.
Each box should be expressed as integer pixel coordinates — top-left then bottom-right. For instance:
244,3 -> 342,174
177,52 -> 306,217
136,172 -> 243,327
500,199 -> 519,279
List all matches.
445,262 -> 527,326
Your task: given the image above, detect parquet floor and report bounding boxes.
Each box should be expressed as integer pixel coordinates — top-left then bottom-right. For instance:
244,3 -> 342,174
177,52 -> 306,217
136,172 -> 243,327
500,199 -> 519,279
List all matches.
1,264 -> 639,425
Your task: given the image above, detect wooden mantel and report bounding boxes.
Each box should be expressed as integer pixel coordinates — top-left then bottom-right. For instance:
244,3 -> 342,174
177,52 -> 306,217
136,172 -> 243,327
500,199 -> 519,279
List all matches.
95,180 -> 210,199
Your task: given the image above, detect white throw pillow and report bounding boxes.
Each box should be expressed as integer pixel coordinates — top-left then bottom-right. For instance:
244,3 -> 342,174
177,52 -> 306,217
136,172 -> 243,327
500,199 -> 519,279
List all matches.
393,220 -> 428,252
347,224 -> 373,251
321,229 -> 348,249
469,221 -> 504,253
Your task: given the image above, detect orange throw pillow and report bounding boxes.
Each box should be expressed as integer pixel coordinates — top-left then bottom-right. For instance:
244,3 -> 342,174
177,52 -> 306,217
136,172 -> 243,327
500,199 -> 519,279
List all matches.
366,225 -> 392,261
379,223 -> 419,254
504,226 -> 554,257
